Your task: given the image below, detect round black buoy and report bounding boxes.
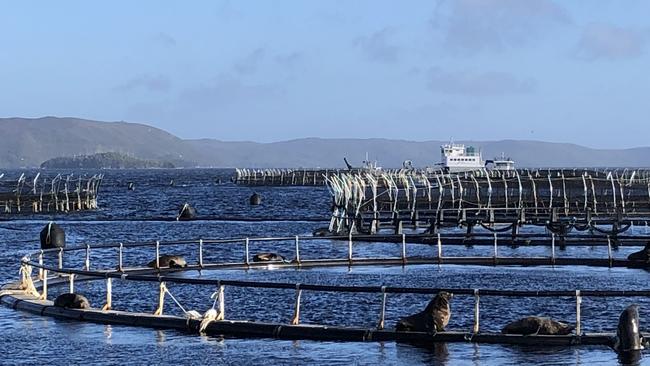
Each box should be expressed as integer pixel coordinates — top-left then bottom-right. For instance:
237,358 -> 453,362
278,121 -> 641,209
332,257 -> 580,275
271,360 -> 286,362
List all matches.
177,203 -> 197,221
127,182 -> 135,191
250,192 -> 261,205
40,222 -> 65,249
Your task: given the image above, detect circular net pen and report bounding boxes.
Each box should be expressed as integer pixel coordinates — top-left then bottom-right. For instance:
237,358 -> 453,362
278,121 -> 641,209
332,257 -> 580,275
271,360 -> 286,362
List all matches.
2,234 -> 650,358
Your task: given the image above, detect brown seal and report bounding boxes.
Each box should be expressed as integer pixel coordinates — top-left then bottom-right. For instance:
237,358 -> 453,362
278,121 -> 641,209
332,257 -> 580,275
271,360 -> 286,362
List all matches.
252,252 -> 285,262
53,293 -> 91,309
502,316 -> 574,335
396,291 -> 453,332
147,255 -> 187,269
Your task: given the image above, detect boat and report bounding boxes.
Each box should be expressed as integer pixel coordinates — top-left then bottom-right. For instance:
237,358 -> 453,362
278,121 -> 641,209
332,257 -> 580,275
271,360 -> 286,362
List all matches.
343,153 -> 382,173
486,153 -> 516,171
438,143 -> 485,173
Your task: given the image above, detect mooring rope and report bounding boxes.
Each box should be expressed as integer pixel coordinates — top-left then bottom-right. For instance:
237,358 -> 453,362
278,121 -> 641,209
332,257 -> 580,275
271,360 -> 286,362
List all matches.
0,264 -> 40,298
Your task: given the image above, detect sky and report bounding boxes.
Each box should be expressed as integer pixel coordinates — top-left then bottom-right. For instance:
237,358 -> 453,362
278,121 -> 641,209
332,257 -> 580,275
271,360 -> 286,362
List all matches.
1,0 -> 650,148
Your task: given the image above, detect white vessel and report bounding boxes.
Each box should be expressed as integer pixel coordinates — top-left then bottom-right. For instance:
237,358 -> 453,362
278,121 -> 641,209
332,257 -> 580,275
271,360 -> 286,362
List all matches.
487,153 -> 516,171
439,143 -> 485,172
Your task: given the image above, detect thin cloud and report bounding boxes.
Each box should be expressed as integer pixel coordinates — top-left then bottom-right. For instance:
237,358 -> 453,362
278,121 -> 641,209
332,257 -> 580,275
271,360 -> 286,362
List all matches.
574,23 -> 650,61
114,75 -> 172,93
354,27 -> 400,63
179,75 -> 282,108
274,52 -> 303,69
151,32 -> 176,47
427,68 -> 536,96
432,0 -> 570,54
233,48 -> 266,75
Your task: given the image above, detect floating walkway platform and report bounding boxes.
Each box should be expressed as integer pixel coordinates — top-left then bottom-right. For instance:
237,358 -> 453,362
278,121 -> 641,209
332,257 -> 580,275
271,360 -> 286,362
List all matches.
2,234 -> 650,352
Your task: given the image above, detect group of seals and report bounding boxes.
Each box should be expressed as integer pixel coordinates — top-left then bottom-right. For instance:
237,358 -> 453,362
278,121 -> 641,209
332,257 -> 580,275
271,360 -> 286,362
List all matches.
40,222 -> 65,249
396,291 -> 453,333
501,316 -> 574,335
54,293 -> 90,309
147,254 -> 187,269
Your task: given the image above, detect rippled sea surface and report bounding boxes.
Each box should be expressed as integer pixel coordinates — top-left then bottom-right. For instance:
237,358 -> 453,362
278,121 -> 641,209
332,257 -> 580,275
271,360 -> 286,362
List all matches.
0,169 -> 648,365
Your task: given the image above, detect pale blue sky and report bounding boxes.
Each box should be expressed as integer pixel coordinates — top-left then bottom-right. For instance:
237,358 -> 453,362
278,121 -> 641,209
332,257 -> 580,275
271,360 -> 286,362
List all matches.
2,1 -> 649,148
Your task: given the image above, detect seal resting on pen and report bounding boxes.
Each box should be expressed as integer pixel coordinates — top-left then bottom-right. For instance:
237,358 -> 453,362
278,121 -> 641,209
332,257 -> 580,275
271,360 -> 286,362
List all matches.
252,252 -> 286,263
147,255 -> 187,269
501,316 -> 574,335
53,293 -> 90,309
396,291 -> 453,332
627,242 -> 650,262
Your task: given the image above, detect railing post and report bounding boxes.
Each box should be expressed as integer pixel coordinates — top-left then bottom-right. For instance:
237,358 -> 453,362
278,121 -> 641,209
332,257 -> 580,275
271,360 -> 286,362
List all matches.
473,289 -> 480,334
607,236 -> 612,267
377,286 -> 388,330
244,238 -> 250,266
40,269 -> 48,300
118,243 -> 123,272
291,283 -> 302,325
199,239 -> 204,268
575,290 -> 582,336
493,233 -> 498,264
38,250 -> 44,280
69,274 -> 75,293
84,244 -> 90,271
294,236 -> 301,265
551,233 -> 556,265
401,234 -> 407,264
217,284 -> 225,320
102,277 -> 112,311
58,248 -> 63,270
155,241 -> 160,269
437,233 -> 442,264
153,281 -> 164,315
348,232 -> 353,263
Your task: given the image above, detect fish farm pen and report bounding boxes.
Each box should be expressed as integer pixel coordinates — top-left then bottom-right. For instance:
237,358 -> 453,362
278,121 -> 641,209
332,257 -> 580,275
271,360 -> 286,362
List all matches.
3,167 -> 650,361
2,235 -> 650,350
0,173 -> 103,214
320,168 -> 650,245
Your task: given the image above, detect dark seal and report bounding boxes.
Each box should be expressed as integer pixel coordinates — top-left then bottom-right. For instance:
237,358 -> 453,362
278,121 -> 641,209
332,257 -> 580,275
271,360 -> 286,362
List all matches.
252,252 -> 285,263
614,305 -> 646,364
628,242 -> 650,262
177,203 -> 197,221
396,291 -> 453,332
250,192 -> 261,205
147,255 -> 188,269
501,316 -> 574,335
40,222 -> 65,249
54,293 -> 90,309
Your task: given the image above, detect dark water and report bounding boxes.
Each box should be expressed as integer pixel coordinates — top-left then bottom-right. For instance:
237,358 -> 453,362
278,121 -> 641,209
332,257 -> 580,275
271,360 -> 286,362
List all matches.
0,169 -> 648,365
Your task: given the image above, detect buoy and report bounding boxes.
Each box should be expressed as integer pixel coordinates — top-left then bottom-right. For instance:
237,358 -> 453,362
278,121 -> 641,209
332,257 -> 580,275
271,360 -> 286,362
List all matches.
215,178 -> 222,184
169,179 -> 175,187
177,203 -> 197,221
250,192 -> 261,205
127,182 -> 135,191
40,222 -> 65,249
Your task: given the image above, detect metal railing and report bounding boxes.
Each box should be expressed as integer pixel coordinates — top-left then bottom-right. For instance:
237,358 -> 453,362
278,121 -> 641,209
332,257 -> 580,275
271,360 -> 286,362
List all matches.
13,233 -> 650,337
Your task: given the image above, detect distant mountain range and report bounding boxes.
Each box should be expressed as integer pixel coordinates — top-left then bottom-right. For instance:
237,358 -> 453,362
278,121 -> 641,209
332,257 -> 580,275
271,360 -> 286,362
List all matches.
1,116 -> 648,168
